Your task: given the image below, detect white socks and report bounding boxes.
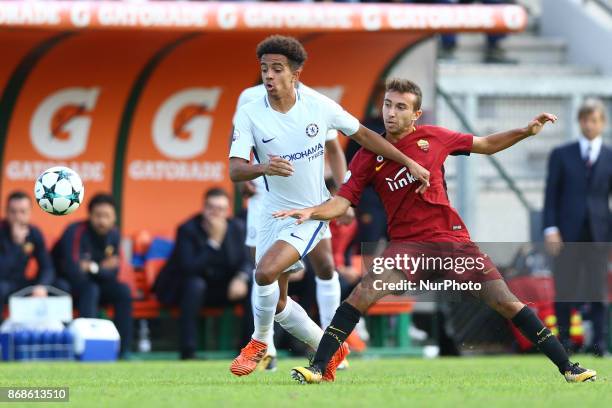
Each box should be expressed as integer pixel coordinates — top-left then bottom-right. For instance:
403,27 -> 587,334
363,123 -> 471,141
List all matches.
264,326 -> 276,357
252,270 -> 339,354
251,281 -> 279,351
315,271 -> 341,329
275,297 -> 323,350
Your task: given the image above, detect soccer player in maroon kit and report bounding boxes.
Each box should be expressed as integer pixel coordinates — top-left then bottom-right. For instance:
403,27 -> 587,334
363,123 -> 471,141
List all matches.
275,78 -> 597,384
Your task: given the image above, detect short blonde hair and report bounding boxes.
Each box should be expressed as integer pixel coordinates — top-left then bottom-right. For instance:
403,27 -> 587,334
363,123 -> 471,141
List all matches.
578,98 -> 607,121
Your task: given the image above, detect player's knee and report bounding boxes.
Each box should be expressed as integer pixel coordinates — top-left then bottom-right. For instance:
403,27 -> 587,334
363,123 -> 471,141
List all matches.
254,267 -> 276,286
184,276 -> 207,295
314,261 -> 334,280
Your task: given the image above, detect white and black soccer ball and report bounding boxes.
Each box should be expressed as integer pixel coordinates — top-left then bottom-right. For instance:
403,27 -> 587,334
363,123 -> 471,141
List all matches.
34,166 -> 84,216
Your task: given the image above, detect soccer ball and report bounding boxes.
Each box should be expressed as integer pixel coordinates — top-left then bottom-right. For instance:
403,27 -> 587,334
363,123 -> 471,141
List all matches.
34,166 -> 84,216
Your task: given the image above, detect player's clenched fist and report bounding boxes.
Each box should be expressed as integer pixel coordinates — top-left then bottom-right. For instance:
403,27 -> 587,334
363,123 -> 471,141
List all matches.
265,155 -> 294,177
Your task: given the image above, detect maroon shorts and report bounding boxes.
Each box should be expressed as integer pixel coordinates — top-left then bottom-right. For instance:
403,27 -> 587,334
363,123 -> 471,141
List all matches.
374,241 -> 502,284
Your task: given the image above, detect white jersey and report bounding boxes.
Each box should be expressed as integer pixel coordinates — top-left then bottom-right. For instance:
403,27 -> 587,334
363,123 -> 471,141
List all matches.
234,83 -> 337,198
230,87 -> 359,212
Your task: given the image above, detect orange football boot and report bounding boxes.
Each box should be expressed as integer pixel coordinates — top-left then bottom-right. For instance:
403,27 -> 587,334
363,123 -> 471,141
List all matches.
322,342 -> 350,382
230,338 -> 267,377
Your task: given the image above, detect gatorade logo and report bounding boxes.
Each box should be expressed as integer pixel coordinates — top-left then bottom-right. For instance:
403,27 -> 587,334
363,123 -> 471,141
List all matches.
30,87 -> 100,159
502,6 -> 526,31
218,4 -> 238,29
152,88 -> 221,160
362,6 -> 382,31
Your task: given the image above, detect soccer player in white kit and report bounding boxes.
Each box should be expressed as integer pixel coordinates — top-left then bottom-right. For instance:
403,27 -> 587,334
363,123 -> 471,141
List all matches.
228,35 -> 429,379
235,83 -> 354,371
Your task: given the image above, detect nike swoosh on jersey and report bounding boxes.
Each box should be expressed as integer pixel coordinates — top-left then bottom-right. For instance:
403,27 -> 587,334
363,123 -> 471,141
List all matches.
262,137 -> 276,143
375,163 -> 386,171
290,233 -> 304,241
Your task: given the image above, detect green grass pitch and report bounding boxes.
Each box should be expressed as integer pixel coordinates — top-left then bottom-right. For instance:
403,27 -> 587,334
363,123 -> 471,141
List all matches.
0,356 -> 609,407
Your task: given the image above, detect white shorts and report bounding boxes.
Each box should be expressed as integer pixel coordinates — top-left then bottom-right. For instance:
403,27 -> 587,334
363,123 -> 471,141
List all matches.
255,214 -> 329,271
247,195 -> 330,248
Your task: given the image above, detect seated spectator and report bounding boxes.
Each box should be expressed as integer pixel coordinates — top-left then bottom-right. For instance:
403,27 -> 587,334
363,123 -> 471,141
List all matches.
53,193 -> 133,358
404,0 -> 517,64
0,191 -> 53,319
154,187 -> 253,360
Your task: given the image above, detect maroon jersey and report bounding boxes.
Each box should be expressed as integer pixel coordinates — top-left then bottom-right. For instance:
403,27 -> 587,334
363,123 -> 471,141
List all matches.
338,125 -> 474,242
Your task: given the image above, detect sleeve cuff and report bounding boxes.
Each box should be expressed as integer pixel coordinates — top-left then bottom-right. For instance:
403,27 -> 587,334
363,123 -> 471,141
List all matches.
337,188 -> 359,207
325,129 -> 338,141
543,226 -> 560,236
346,119 -> 360,137
228,152 -> 251,161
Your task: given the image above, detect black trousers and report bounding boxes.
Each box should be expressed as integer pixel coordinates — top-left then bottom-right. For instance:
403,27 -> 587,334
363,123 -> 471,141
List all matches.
553,222 -> 609,351
0,280 -> 29,319
56,278 -> 133,355
179,276 -> 252,355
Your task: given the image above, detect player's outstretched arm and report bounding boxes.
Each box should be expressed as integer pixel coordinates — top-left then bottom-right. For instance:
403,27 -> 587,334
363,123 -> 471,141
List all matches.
273,196 -> 352,224
472,113 -> 557,155
229,156 -> 294,182
352,125 -> 430,194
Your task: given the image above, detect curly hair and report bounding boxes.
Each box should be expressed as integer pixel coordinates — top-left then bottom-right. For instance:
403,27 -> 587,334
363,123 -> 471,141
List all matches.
88,193 -> 116,213
256,35 -> 307,70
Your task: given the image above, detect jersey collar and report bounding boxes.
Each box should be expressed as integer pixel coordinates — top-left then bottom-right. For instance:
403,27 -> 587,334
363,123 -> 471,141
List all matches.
263,87 -> 300,109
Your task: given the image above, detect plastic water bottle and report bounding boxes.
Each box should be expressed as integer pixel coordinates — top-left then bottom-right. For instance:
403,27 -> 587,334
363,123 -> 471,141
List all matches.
14,330 -> 27,361
0,332 -> 11,361
41,331 -> 54,360
31,331 -> 42,361
61,329 -> 74,360
22,330 -> 32,361
138,320 -> 151,353
50,331 -> 61,360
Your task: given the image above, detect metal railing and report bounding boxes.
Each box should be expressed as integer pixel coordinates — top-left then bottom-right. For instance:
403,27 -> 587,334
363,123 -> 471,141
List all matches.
590,0 -> 612,15
436,85 -> 534,212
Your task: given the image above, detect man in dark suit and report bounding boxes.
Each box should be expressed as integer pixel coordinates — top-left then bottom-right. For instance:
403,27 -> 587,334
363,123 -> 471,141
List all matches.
0,191 -> 53,318
154,187 -> 253,360
53,193 -> 133,358
543,98 -> 612,356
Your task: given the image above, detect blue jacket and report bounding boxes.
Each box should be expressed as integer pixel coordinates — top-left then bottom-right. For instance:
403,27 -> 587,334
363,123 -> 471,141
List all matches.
543,141 -> 612,242
0,221 -> 54,285
154,215 -> 252,305
53,221 -> 121,286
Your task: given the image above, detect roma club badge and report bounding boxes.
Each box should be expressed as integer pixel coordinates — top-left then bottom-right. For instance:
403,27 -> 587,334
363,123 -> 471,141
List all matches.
417,139 -> 429,152
23,242 -> 34,256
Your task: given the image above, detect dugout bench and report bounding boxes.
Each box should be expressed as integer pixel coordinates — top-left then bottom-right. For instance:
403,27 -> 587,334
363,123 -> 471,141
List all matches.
122,235 -> 424,357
